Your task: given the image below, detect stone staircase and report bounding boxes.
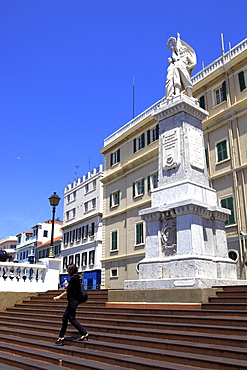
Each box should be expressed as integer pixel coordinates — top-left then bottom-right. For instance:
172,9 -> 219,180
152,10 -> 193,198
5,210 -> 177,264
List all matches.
0,286 -> 247,369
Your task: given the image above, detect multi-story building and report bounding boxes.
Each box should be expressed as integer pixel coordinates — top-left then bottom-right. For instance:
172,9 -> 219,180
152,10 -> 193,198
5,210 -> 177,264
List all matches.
193,38 -> 247,278
36,235 -> 62,261
100,37 -> 247,289
0,236 -> 17,260
15,219 -> 63,263
61,165 -> 104,289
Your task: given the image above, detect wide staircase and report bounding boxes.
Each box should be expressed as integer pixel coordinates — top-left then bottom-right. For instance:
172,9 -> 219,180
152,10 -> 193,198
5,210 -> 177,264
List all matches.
0,287 -> 247,369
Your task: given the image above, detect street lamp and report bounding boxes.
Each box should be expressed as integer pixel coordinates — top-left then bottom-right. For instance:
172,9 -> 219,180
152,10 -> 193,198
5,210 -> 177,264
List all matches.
48,192 -> 61,258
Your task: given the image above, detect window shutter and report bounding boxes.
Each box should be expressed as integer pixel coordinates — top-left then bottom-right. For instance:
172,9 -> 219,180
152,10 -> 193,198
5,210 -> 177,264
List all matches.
147,175 -> 151,192
110,153 -> 113,166
222,81 -> 227,101
141,178 -> 145,194
199,95 -> 206,110
132,182 -> 136,198
156,124 -> 159,139
117,148 -> 120,162
91,222 -> 95,236
141,133 -> 145,148
136,224 -> 140,245
117,190 -> 120,205
238,71 -> 246,92
147,130 -> 151,145
133,138 -> 137,153
110,193 -> 112,208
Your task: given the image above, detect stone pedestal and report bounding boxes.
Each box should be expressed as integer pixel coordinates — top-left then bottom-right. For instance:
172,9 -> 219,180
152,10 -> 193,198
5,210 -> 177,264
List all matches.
125,95 -> 245,289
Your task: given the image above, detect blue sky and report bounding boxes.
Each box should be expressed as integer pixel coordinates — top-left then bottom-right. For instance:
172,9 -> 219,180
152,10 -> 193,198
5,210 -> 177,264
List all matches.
0,0 -> 246,239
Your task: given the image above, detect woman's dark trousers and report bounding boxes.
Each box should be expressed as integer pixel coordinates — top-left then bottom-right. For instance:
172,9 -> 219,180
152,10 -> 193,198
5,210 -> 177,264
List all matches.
59,298 -> 87,338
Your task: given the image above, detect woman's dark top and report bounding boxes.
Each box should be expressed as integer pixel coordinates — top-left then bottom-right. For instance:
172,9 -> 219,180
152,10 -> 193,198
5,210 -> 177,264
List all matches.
66,274 -> 81,301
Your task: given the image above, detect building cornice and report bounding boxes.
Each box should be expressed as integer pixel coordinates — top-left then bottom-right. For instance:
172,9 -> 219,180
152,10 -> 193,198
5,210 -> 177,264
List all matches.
102,251 -> 145,263
102,199 -> 151,221
101,146 -> 158,185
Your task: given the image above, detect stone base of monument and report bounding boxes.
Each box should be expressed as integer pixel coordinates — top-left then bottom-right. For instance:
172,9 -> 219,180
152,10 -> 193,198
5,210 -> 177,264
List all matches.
124,95 -> 247,290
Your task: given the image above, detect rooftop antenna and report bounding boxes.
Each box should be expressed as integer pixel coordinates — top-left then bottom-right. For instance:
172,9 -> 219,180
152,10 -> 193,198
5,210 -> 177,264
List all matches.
88,158 -> 91,172
132,77 -> 135,119
74,165 -> 80,179
221,33 -> 225,55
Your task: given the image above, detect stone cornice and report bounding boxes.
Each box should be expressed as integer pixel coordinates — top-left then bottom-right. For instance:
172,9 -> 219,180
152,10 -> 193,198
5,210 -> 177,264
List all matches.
152,95 -> 208,122
140,199 -> 230,221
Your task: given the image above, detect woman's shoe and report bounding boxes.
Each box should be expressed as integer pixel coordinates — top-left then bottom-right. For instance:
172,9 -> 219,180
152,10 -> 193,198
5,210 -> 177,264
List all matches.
78,333 -> 89,341
55,337 -> 65,345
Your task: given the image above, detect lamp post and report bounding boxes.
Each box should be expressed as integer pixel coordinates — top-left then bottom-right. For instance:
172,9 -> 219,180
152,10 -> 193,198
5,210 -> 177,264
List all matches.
48,192 -> 61,258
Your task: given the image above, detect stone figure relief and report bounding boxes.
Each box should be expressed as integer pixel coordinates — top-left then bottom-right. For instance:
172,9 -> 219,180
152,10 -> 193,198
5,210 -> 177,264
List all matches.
165,33 -> 196,99
161,218 -> 177,256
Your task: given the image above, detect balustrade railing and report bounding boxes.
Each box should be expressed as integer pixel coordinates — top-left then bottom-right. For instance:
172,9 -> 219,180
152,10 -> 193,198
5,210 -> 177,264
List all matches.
0,258 -> 60,292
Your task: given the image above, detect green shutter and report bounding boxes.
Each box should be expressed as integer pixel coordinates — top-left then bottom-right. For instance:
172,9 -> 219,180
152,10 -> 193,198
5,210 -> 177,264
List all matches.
133,138 -> 137,153
110,153 -> 113,167
141,133 -> 145,148
136,224 -> 140,245
221,197 -> 235,225
141,178 -> 145,194
205,148 -> 209,168
199,95 -> 206,110
147,130 -> 151,145
132,182 -> 136,197
238,71 -> 246,92
222,81 -> 227,101
117,190 -> 120,205
156,124 -> 159,139
110,193 -> 112,208
112,231 -> 117,250
147,175 -> 151,192
117,148 -> 120,162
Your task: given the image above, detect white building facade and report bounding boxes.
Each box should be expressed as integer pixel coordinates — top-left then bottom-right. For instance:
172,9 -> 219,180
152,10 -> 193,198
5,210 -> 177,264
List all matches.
61,165 -> 104,289
15,220 -> 63,264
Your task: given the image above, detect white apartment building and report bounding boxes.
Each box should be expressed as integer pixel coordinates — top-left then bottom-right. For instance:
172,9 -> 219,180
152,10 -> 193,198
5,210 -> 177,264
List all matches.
61,165 -> 104,289
15,220 -> 63,263
0,236 -> 17,260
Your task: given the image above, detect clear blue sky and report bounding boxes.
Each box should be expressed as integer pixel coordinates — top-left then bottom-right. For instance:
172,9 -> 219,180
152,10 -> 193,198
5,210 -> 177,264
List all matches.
0,0 -> 246,239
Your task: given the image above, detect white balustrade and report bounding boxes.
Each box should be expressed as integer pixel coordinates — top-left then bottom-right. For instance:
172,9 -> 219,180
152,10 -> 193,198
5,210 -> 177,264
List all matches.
0,258 -> 60,292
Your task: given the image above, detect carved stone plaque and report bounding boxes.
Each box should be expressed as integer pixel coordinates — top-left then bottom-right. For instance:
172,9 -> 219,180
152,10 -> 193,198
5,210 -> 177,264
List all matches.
161,218 -> 177,256
162,128 -> 180,170
188,126 -> 204,170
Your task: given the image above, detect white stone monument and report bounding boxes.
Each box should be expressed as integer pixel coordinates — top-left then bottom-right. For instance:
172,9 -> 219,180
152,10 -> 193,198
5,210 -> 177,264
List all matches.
125,34 -> 243,289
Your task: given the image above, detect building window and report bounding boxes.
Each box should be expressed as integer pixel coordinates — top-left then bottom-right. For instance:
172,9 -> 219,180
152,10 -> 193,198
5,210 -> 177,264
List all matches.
205,148 -> 209,168
93,179 -> 96,189
63,232 -> 69,244
75,254 -> 80,267
147,172 -> 158,192
89,250 -> 95,265
67,194 -> 70,204
111,230 -> 118,251
133,179 -> 145,197
54,244 -> 61,256
220,196 -> 235,226
92,198 -> 96,209
133,133 -> 145,153
216,139 -> 228,163
76,228 -> 81,241
147,124 -> 159,145
110,268 -> 118,278
63,256 -> 68,270
70,230 -> 75,243
84,202 -> 89,213
72,208 -> 76,218
199,95 -> 206,110
136,222 -> 144,245
66,211 -> 69,221
85,184 -> 89,193
69,255 -> 74,265
82,252 -> 87,267
214,82 -> 226,106
110,190 -> 120,208
110,149 -> 120,166
43,230 -> 48,237
238,71 -> 246,92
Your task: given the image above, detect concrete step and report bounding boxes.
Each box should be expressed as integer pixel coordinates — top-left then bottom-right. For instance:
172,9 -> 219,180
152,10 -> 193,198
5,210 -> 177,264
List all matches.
0,331 -> 246,370
3,307 -> 247,328
2,312 -> 247,337
0,334 -> 209,370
